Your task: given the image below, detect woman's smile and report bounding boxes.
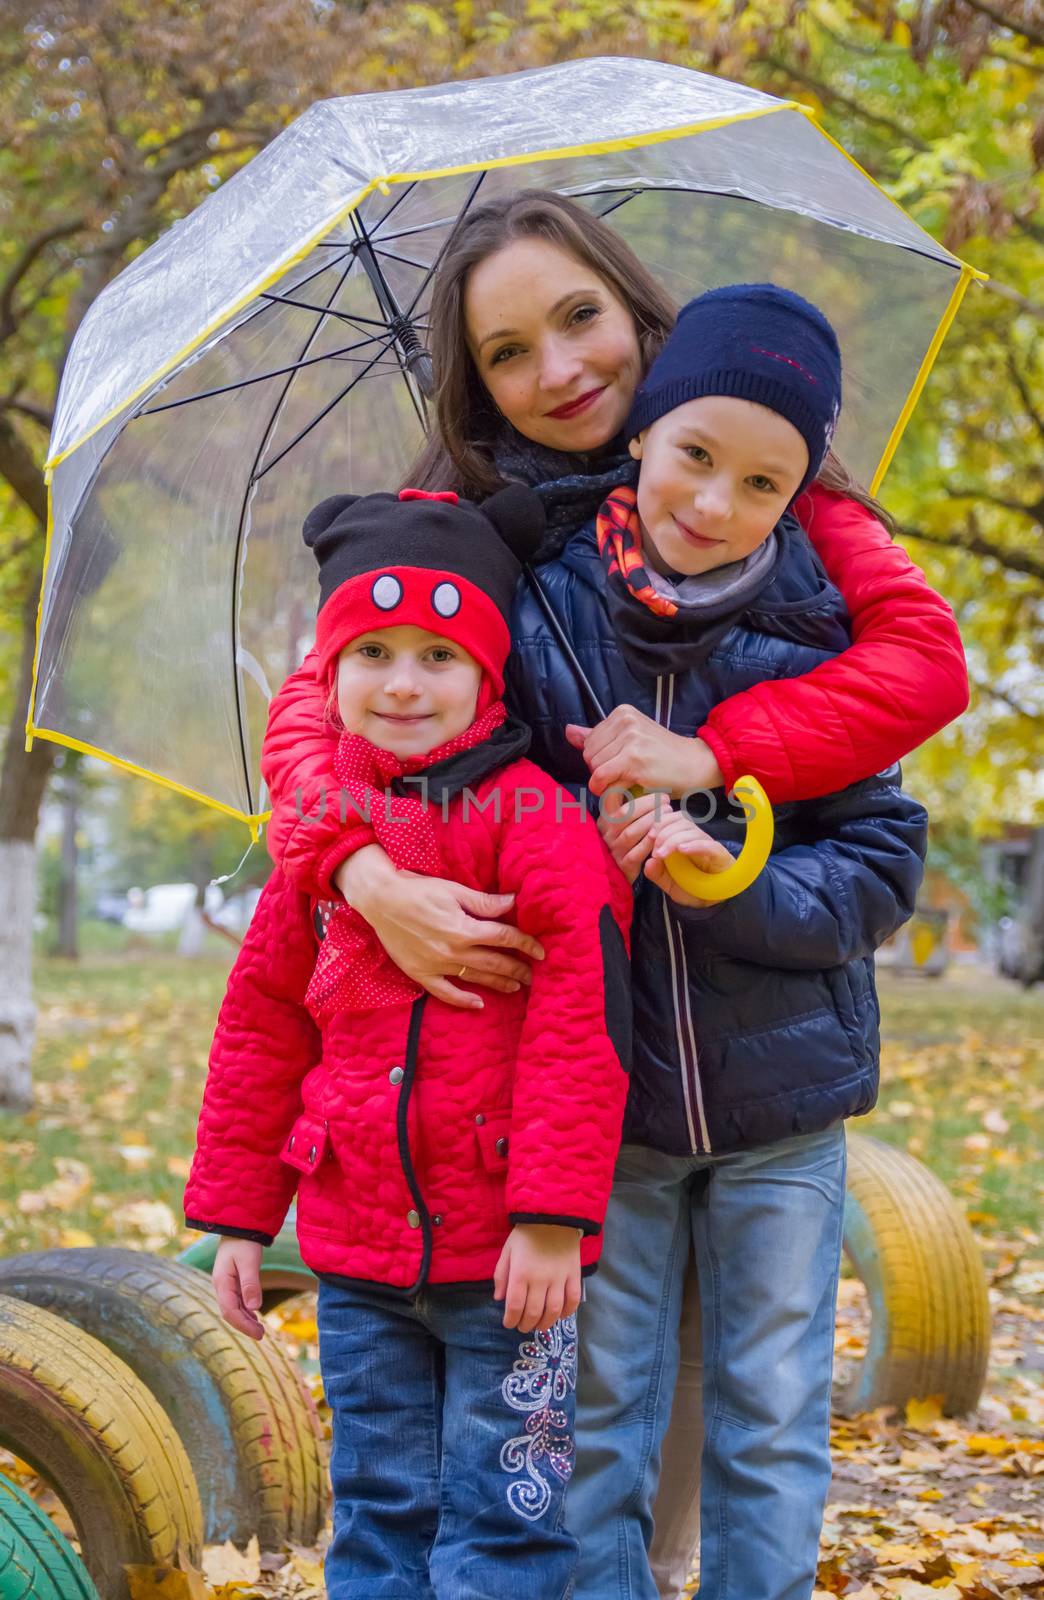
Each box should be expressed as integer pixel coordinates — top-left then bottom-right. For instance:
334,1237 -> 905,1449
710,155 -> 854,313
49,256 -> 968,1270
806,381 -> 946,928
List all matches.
546,385 -> 607,421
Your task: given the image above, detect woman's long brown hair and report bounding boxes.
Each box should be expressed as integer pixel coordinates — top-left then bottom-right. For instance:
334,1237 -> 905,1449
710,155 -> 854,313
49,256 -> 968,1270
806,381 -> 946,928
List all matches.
403,187 -> 895,535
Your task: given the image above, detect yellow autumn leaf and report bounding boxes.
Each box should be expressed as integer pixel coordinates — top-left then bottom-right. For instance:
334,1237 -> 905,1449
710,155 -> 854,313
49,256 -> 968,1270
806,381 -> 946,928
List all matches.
124,1564 -> 209,1599
916,1487 -> 944,1501
58,1228 -> 96,1248
965,1434 -> 1015,1455
905,1394 -> 945,1429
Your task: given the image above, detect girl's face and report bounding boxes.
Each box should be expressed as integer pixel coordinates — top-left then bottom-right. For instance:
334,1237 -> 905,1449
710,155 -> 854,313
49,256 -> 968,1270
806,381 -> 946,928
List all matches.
336,625 -> 482,758
630,396 -> 809,578
464,237 -> 643,453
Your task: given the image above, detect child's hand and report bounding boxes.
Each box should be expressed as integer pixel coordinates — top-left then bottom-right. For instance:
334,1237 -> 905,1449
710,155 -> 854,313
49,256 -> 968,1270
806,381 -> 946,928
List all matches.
493,1224 -> 582,1333
565,707 -> 724,798
213,1237 -> 265,1341
597,788 -> 672,884
645,810 -> 736,909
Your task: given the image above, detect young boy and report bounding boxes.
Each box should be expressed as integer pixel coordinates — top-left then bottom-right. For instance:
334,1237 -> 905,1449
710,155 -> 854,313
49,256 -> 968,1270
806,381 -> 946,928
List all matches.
183,484 -> 633,1600
506,285 -> 931,1600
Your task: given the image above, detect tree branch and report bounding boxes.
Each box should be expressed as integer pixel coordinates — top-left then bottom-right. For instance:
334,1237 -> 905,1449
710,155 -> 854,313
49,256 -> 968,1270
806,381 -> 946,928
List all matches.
0,220 -> 86,344
0,398 -> 54,431
1008,350 -> 1044,444
983,278 -> 1044,320
761,55 -> 930,149
960,0 -> 1044,49
900,521 -> 1044,582
970,675 -> 1043,723
0,415 -> 47,524
942,485 -> 1044,526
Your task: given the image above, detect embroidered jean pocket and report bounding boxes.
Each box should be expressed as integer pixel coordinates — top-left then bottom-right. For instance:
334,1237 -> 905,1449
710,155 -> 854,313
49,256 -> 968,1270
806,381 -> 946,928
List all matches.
474,1113 -> 512,1176
280,1111 -> 329,1174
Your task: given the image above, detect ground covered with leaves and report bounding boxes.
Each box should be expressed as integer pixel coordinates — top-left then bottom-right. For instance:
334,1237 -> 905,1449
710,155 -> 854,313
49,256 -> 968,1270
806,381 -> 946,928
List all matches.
0,952 -> 1041,1597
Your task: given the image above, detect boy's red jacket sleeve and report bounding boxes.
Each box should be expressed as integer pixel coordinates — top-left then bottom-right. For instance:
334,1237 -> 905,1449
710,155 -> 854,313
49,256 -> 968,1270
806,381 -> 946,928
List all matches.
183,872 -> 322,1244
493,768 -> 633,1234
698,485 -> 969,801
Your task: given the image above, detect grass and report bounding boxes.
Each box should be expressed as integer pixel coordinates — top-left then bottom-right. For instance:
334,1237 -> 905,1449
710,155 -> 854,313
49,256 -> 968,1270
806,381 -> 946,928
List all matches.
1,950 -> 1041,1259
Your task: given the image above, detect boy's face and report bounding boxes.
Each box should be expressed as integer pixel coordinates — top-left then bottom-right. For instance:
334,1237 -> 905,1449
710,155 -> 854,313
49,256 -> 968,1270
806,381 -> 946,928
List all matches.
336,624 -> 483,757
629,395 -> 809,578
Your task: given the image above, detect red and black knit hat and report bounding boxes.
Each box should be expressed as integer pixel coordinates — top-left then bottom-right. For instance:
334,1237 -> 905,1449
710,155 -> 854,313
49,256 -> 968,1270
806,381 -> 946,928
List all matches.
304,485 -> 545,695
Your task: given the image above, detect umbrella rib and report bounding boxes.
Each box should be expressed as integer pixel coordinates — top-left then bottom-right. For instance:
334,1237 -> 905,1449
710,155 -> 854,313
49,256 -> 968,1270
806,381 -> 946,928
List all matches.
257,290 -> 393,330
250,335 -> 400,483
403,170 -> 487,322
139,333 -> 401,413
228,253 -> 359,810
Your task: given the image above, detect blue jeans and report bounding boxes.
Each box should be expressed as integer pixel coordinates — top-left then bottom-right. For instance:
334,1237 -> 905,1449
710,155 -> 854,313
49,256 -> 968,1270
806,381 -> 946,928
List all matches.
317,1278 -> 579,1599
567,1125 -> 847,1600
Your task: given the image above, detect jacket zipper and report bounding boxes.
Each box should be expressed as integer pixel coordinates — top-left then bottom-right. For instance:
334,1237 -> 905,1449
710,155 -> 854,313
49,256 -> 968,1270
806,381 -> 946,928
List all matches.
655,674 -> 712,1155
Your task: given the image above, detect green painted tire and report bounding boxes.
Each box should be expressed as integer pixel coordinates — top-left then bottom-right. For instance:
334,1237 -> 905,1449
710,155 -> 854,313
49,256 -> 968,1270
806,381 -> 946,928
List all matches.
0,1295 -> 203,1600
0,1249 -> 326,1550
0,1475 -> 99,1600
839,1133 -> 991,1416
178,1207 -> 318,1311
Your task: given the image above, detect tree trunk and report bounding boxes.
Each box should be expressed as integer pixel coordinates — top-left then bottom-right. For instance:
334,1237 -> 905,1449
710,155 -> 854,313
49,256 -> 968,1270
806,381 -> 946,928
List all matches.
0,569 -> 55,1110
53,761 -> 79,959
0,839 -> 37,1111
1017,830 -> 1044,987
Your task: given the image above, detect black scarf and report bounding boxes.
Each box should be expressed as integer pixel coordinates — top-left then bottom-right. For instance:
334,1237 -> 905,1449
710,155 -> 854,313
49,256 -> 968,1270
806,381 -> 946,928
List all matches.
491,425 -> 638,562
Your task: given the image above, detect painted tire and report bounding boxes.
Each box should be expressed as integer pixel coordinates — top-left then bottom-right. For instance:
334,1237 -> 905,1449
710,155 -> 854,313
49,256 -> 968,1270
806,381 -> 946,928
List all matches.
0,1250 -> 326,1549
178,1208 -> 318,1311
0,1474 -> 100,1600
0,1295 -> 203,1600
839,1133 -> 991,1415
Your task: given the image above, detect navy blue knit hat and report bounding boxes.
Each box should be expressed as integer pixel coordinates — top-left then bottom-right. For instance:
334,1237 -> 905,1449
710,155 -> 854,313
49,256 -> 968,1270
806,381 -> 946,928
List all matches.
627,284 -> 842,497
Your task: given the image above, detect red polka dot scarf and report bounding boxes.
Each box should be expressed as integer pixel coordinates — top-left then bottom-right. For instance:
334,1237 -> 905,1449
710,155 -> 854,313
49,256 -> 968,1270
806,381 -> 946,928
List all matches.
304,701 -> 512,1024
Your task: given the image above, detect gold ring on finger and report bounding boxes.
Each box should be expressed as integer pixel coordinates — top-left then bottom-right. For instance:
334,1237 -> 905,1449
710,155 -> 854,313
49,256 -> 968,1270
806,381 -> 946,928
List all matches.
458,964 -> 468,979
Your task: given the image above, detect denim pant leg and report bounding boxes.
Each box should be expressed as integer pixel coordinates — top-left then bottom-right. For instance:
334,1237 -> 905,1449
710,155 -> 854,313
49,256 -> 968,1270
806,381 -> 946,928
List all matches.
568,1144 -> 693,1600
317,1279 -> 441,1600
428,1289 -> 579,1600
692,1124 -> 847,1600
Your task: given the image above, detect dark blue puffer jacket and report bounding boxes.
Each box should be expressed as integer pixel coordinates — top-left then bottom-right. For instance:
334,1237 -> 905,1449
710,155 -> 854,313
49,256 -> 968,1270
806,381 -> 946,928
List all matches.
505,515 -> 928,1158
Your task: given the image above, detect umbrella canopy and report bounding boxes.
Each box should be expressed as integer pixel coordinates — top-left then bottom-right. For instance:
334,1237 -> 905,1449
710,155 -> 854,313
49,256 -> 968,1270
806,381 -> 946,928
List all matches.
29,56 -> 982,826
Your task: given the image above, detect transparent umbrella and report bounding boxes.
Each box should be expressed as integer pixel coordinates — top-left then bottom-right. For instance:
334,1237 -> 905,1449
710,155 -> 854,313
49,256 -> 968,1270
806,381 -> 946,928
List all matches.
28,56 -> 983,827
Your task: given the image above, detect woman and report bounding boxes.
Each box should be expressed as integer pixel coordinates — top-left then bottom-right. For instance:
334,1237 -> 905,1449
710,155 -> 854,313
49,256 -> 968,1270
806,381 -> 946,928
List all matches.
261,191 -> 967,1597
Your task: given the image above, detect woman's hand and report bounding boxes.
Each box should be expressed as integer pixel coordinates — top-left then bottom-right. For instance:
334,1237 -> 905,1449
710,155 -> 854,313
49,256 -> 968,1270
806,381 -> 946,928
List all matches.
597,788 -> 672,885
644,810 -> 735,909
335,845 -> 545,1010
213,1237 -> 265,1341
493,1224 -> 583,1333
565,707 -> 724,799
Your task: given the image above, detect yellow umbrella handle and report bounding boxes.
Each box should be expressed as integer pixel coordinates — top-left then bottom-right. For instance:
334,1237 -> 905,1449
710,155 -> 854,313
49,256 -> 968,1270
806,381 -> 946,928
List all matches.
631,776 -> 774,904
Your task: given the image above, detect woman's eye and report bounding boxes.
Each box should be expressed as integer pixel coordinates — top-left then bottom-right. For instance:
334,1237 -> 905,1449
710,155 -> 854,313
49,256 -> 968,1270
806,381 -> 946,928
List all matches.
428,648 -> 454,663
490,344 -> 520,366
359,644 -> 384,659
570,303 -> 600,326
749,475 -> 779,494
684,445 -> 710,464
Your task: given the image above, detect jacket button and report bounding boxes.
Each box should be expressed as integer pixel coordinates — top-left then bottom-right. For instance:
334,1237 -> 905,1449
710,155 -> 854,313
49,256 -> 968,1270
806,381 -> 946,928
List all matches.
475,1113 -> 485,1126
288,1135 -> 295,1151
495,1136 -> 509,1157
389,1066 -> 404,1084
308,1146 -> 317,1163
406,1209 -> 421,1228
433,1214 -> 443,1226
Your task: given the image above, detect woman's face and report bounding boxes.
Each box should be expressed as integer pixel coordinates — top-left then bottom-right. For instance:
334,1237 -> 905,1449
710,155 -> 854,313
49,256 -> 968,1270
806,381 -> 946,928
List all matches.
464,237 -> 643,453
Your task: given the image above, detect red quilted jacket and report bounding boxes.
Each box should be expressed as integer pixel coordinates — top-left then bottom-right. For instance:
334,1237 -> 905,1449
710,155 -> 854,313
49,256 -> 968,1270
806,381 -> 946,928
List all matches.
261,486 -> 968,899
184,759 -> 633,1292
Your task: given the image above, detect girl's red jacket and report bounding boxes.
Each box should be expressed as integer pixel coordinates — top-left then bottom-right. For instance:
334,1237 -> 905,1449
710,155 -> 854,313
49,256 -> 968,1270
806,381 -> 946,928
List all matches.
184,761 -> 634,1293
260,487 -> 968,901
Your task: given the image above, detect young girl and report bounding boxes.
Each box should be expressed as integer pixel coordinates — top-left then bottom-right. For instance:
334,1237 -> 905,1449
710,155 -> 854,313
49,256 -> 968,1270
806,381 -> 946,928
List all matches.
515,283 -> 926,1600
184,485 -> 633,1600
255,192 -> 968,1593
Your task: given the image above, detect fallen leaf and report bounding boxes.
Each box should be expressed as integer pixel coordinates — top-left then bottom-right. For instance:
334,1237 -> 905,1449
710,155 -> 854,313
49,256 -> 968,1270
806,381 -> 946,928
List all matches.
905,1394 -> 945,1430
